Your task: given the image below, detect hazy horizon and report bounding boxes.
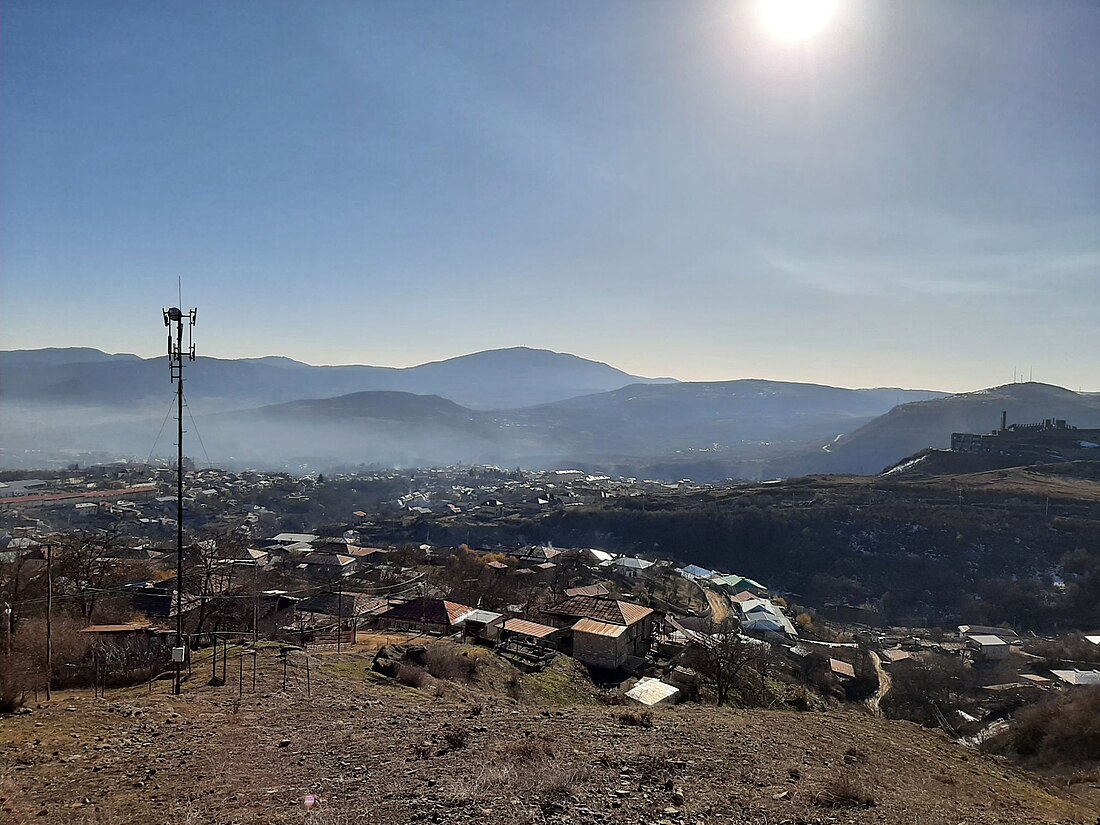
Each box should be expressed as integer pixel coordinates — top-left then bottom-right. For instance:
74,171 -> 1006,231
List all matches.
3,342 -> 1097,395
2,1 -> 1097,393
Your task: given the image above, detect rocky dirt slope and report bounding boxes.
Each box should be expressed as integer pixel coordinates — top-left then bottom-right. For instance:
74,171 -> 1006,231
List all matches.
2,643 -> 1096,824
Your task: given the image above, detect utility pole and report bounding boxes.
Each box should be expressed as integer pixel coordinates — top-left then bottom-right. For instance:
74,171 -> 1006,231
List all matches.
164,304 -> 197,695
252,562 -> 259,645
2,602 -> 11,658
336,580 -> 343,654
45,542 -> 53,700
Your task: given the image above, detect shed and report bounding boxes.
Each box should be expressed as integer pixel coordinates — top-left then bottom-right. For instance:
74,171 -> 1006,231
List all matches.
459,608 -> 505,642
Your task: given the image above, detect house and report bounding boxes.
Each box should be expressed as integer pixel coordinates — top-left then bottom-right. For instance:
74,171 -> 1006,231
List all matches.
625,677 -> 680,707
542,595 -> 656,669
829,658 -> 856,680
737,598 -> 797,639
295,552 -> 357,579
517,545 -> 563,564
266,533 -> 319,545
294,593 -> 388,630
966,634 -> 1010,661
881,648 -> 915,666
376,598 -> 475,636
710,575 -> 768,598
604,557 -> 655,578
675,564 -> 714,581
1049,669 -> 1100,687
579,548 -> 615,566
959,624 -> 1019,641
563,583 -> 611,598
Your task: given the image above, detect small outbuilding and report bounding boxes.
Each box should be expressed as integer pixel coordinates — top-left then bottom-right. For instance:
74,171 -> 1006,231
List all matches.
625,677 -> 680,707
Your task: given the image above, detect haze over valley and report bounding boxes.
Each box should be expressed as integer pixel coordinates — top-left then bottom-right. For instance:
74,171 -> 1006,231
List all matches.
3,346 -> 1098,478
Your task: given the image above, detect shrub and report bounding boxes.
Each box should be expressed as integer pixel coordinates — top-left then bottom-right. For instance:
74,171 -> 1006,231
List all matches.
505,671 -> 524,700
443,726 -> 469,750
814,771 -> 875,808
983,686 -> 1100,767
0,655 -> 30,713
423,646 -> 479,683
395,664 -> 426,688
616,708 -> 654,728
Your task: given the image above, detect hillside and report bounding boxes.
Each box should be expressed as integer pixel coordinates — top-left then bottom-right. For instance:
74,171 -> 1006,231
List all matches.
504,380 -> 943,456
1,644 -> 1093,824
775,383 -> 1100,477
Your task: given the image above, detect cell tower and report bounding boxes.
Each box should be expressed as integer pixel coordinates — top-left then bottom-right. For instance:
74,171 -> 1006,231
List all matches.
163,305 -> 196,695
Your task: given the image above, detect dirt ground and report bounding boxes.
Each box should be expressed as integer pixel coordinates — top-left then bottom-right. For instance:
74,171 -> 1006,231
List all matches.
2,643 -> 1097,825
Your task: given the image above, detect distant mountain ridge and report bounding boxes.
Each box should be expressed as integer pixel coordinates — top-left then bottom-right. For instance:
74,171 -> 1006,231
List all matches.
4,347 -> 1097,481
0,346 -> 672,411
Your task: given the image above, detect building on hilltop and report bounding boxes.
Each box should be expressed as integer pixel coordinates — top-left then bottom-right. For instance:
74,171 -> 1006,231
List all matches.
951,412 -> 1100,461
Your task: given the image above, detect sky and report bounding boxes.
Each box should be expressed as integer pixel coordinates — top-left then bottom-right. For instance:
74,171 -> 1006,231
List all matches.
1,0 -> 1097,392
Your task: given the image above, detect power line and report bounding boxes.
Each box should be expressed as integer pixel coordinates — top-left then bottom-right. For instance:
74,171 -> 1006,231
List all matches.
182,392 -> 213,469
143,394 -> 180,468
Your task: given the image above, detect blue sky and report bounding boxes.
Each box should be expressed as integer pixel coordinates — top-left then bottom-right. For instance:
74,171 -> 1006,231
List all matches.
2,0 -> 1097,391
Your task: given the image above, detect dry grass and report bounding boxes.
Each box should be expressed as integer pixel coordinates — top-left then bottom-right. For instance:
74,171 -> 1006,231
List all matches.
395,663 -> 426,688
423,645 -> 480,683
814,770 -> 876,808
615,708 -> 654,728
448,736 -> 590,803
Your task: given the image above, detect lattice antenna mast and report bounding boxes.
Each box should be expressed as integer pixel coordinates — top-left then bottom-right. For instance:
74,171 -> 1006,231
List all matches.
163,305 -> 197,695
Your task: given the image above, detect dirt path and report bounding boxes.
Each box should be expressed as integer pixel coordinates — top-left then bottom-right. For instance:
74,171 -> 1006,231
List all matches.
866,650 -> 891,717
702,585 -> 730,623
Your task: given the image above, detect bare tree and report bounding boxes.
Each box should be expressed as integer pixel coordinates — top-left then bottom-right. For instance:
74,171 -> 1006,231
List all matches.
190,525 -> 248,634
687,618 -> 768,706
55,527 -> 127,621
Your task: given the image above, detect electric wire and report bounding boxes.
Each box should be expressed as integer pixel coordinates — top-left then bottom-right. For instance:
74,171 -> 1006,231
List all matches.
143,393 -> 179,468
181,391 -> 214,469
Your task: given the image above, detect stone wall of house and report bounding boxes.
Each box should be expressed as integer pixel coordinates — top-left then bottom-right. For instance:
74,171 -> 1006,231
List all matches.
573,631 -> 626,669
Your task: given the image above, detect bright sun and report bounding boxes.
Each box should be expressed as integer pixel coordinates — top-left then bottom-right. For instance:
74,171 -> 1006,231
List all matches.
757,0 -> 840,41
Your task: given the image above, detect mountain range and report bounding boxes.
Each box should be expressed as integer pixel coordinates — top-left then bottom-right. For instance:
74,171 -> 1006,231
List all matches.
2,347 -> 1098,478
0,346 -> 670,411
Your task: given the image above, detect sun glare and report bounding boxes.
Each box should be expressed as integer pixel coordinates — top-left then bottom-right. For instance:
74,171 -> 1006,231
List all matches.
757,0 -> 840,41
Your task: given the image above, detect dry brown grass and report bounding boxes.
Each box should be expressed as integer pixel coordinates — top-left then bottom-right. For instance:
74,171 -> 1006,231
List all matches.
615,708 -> 654,728
448,736 -> 589,803
814,770 -> 876,808
423,645 -> 480,683
395,663 -> 426,688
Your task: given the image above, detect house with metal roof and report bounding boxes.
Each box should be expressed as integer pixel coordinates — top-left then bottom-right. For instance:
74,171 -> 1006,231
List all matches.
965,634 -> 1011,660
710,574 -> 768,598
603,556 -> 655,578
1049,669 -> 1100,686
542,595 -> 657,670
375,598 -> 475,636
737,598 -> 797,639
